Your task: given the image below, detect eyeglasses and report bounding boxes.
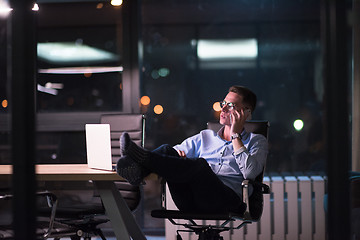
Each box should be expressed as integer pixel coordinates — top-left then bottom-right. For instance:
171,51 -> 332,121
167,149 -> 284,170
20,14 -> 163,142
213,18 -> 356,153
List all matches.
220,100 -> 236,110
220,101 -> 251,112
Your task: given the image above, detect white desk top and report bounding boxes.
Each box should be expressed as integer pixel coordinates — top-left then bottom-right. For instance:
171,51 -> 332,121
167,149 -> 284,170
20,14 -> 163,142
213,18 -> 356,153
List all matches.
0,164 -> 124,181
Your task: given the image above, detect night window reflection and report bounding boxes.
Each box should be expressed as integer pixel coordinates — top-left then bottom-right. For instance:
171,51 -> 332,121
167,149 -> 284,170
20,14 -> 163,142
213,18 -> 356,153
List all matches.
141,0 -> 325,176
37,71 -> 123,112
36,2 -> 124,112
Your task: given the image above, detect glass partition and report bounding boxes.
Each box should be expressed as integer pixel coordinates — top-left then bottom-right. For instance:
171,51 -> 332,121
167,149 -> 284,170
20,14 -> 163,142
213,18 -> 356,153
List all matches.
37,17 -> 124,112
0,0 -> 356,237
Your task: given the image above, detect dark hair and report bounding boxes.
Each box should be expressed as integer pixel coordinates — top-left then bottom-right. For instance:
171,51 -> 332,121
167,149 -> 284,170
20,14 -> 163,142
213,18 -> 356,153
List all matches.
229,85 -> 257,112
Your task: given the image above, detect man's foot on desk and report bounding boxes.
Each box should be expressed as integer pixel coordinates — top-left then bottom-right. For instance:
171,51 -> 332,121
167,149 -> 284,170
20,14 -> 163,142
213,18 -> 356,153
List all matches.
116,156 -> 150,185
120,132 -> 149,164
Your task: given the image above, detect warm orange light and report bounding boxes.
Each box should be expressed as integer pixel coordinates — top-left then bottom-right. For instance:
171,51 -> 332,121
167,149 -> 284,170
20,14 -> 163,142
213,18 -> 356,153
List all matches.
1,99 -> 8,108
84,72 -> 92,78
140,96 -> 151,106
96,3 -> 104,9
154,105 -> 163,115
213,102 -> 221,112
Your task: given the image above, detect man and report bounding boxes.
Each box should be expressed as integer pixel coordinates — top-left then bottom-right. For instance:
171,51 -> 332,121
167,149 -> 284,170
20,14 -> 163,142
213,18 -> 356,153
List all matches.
117,86 -> 268,213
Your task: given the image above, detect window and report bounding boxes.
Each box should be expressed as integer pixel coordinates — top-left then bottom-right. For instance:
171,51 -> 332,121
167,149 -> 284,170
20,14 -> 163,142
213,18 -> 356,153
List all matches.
141,0 -> 324,174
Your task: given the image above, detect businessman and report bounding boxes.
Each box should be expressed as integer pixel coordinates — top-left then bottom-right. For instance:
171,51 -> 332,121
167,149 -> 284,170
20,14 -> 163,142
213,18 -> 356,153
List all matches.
117,86 -> 268,213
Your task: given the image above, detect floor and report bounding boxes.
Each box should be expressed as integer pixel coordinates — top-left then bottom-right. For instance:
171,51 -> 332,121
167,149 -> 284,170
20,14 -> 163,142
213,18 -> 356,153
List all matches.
53,237 -> 165,240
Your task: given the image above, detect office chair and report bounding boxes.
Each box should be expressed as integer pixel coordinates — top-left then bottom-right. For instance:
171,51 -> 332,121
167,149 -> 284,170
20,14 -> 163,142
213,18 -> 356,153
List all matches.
0,191 -> 81,239
38,114 -> 145,240
99,113 -> 145,217
151,121 -> 270,240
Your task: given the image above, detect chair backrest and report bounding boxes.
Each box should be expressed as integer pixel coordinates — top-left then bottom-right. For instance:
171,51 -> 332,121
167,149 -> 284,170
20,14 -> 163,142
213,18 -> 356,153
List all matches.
208,120 -> 270,220
100,114 -> 145,211
100,114 -> 145,164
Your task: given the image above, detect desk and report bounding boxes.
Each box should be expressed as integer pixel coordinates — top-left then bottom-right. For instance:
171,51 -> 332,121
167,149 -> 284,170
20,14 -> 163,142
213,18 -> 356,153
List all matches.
0,164 -> 146,240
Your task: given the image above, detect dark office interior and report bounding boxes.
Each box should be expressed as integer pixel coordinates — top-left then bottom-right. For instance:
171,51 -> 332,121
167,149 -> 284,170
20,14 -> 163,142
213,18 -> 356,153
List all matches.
0,0 -> 359,239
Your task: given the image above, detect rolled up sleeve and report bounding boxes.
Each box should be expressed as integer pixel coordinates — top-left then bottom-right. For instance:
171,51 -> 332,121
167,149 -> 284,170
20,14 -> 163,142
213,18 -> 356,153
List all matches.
235,134 -> 268,180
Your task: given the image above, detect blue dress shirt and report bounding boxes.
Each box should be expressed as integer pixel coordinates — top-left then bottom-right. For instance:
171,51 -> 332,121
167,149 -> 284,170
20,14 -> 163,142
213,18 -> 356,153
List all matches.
173,127 -> 268,198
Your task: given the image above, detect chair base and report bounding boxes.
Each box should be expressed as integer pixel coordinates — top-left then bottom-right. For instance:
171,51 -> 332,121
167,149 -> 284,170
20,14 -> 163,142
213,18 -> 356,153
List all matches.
198,230 -> 223,240
177,227 -> 224,240
56,218 -> 108,240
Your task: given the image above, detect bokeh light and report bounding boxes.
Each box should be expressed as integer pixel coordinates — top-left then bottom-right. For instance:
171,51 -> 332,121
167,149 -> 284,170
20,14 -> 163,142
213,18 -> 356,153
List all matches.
32,3 -> 39,11
158,68 -> 170,77
84,72 -> 92,78
111,0 -> 123,7
0,0 -> 12,18
2,99 -> 8,108
213,102 -> 221,112
154,105 -> 163,115
151,70 -> 159,79
293,119 -> 304,131
140,96 -> 151,106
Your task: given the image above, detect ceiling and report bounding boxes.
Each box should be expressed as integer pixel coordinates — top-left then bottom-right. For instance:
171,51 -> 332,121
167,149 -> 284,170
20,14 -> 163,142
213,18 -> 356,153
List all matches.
35,0 -> 320,27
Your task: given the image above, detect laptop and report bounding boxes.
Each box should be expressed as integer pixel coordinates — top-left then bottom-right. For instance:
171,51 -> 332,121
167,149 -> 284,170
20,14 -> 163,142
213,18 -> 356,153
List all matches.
85,124 -> 116,171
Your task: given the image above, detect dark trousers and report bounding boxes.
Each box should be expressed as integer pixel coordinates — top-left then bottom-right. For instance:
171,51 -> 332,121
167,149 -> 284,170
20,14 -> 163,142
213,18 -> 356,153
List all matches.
147,144 -> 244,213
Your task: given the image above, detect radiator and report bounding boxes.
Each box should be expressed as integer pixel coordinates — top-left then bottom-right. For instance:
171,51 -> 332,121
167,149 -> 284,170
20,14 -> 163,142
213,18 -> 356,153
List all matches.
164,175 -> 326,240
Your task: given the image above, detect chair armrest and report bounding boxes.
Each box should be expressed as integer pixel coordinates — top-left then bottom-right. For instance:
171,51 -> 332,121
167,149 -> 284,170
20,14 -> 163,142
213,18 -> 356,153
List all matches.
242,179 -> 270,220
242,179 -> 270,194
241,180 -> 251,219
160,178 -> 167,209
255,181 -> 270,194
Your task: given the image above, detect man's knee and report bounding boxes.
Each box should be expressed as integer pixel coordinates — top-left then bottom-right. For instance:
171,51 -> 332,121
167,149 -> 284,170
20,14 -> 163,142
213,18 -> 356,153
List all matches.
197,158 -> 209,167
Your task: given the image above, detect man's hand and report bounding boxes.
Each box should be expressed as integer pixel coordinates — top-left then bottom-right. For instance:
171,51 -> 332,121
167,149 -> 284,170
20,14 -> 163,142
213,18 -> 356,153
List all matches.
176,150 -> 187,158
229,108 -> 249,135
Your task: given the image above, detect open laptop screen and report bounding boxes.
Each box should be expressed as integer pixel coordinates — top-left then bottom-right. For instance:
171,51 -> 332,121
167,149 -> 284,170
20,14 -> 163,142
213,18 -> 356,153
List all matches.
85,124 -> 114,171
